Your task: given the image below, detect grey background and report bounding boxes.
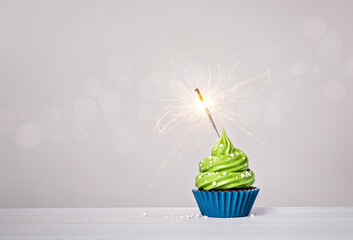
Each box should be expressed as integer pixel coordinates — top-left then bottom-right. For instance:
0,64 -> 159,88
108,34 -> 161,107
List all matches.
0,0 -> 352,207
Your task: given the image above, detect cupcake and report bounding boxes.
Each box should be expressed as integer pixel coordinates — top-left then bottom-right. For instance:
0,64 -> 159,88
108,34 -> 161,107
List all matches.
192,128 -> 259,218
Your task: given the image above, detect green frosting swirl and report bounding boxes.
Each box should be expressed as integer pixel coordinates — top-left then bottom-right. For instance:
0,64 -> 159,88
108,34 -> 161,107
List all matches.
195,128 -> 255,190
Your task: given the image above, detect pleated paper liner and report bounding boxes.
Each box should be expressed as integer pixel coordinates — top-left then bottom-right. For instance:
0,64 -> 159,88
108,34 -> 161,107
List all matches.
192,187 -> 260,218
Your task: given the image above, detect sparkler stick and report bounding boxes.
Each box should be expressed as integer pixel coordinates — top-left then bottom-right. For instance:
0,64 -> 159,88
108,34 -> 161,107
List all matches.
195,88 -> 220,138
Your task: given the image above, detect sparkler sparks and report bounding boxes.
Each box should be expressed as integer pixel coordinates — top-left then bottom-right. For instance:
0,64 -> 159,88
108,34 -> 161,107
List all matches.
150,54 -> 272,188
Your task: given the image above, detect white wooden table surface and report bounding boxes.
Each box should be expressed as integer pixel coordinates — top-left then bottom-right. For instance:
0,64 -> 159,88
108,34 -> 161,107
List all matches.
0,207 -> 352,239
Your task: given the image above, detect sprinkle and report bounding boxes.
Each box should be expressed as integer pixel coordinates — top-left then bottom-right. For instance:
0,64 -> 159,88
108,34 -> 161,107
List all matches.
241,174 -> 245,177
210,165 -> 212,167
212,182 -> 216,186
204,216 -> 209,220
218,176 -> 220,178
245,163 -> 247,166
199,176 -> 201,179
220,144 -> 224,148
212,172 -> 215,174
196,213 -> 201,218
190,214 -> 193,218
243,157 -> 245,160
180,216 -> 184,219
201,167 -> 203,170
208,156 -> 212,159
205,180 -> 208,182
230,153 -> 234,157
207,167 -> 209,169
210,161 -> 212,164
250,213 -> 255,218
143,212 -> 148,217
223,172 -> 227,175
170,212 -> 173,216
186,214 -> 190,219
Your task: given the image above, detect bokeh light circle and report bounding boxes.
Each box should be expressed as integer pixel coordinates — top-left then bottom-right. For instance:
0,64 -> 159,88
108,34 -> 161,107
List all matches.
317,32 -> 343,64
73,97 -> 98,121
15,124 -> 42,150
267,92 -> 290,116
290,60 -> 307,76
106,54 -> 134,89
137,104 -> 155,123
312,66 -> 320,74
137,82 -> 154,100
99,89 -> 121,112
303,16 -> 326,40
84,79 -> 103,97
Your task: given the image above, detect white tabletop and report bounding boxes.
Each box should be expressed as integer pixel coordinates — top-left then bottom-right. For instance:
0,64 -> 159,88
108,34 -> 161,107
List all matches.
0,207 -> 352,239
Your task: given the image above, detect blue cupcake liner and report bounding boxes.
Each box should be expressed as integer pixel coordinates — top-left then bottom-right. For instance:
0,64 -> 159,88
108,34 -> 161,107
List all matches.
192,187 -> 260,218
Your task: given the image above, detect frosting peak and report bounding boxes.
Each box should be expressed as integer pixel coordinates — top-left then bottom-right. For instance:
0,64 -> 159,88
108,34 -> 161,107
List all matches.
211,128 -> 236,157
195,128 -> 255,190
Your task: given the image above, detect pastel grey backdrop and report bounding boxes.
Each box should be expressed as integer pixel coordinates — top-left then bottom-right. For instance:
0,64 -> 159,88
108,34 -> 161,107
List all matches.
0,0 -> 352,207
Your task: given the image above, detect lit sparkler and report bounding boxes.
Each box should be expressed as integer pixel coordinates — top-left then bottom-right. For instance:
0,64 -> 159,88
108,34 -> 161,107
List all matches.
194,88 -> 220,138
150,54 -> 272,188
